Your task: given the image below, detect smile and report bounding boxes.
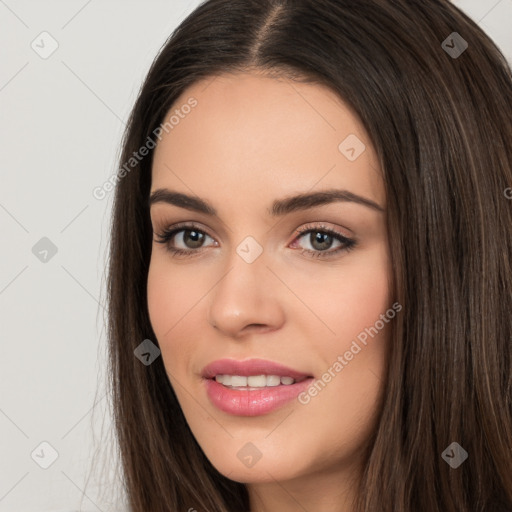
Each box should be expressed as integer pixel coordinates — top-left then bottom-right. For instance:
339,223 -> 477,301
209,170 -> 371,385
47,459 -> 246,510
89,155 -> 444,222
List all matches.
214,374 -> 306,388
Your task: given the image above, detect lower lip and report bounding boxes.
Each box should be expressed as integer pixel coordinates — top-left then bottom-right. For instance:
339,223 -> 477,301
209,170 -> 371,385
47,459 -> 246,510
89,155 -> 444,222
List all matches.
204,377 -> 314,416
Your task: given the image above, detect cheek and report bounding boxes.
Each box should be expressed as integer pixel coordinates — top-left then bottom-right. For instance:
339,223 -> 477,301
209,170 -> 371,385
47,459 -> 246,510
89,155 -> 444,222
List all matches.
147,255 -> 207,332
147,261 -> 174,339
336,268 -> 390,342
146,259 -> 198,370
288,246 -> 392,347
289,245 -> 392,429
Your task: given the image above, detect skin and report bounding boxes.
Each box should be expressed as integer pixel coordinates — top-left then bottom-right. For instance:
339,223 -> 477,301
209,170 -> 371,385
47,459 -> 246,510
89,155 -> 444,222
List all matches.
147,70 -> 393,512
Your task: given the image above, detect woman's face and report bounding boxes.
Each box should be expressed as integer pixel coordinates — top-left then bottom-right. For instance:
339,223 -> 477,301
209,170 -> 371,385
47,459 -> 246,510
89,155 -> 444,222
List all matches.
147,71 -> 393,501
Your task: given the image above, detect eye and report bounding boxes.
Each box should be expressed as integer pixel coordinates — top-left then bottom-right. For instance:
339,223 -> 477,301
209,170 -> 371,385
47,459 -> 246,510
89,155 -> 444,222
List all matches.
154,222 -> 217,258
154,222 -> 357,259
290,223 -> 356,259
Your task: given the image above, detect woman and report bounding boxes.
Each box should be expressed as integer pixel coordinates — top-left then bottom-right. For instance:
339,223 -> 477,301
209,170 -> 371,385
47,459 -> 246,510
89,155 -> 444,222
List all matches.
104,0 -> 512,510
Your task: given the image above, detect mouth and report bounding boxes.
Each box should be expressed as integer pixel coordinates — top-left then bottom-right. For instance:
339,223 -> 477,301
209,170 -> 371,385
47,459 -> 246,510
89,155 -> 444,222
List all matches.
201,358 -> 315,416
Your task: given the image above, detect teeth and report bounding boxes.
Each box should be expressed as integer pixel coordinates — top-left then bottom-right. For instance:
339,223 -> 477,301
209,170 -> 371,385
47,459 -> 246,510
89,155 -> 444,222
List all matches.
214,374 -> 297,387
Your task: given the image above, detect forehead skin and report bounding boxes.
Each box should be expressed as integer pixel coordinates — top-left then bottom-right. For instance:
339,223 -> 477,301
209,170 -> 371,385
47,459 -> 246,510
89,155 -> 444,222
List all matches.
150,71 -> 385,229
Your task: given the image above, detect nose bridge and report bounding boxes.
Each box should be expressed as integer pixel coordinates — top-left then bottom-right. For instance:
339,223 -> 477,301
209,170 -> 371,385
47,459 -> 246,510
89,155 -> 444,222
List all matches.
206,233 -> 285,335
213,233 -> 269,310
234,234 -> 265,266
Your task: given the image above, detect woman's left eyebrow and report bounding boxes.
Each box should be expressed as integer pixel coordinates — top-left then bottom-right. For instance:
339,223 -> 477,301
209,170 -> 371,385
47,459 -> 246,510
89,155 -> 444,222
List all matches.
148,188 -> 384,216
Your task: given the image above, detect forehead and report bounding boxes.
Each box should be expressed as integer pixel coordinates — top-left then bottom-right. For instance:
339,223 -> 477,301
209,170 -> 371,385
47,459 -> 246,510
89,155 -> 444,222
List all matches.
151,71 -> 384,211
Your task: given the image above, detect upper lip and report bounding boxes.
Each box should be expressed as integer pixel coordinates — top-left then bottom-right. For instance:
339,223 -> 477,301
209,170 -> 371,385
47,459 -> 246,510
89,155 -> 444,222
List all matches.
201,358 -> 312,380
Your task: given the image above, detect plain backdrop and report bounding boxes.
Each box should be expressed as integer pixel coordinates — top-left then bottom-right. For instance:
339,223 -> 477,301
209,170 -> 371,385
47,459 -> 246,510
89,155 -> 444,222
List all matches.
0,1 -> 511,511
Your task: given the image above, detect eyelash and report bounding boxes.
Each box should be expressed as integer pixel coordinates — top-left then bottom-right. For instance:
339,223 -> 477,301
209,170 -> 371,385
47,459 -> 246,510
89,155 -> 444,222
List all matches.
154,222 -> 357,260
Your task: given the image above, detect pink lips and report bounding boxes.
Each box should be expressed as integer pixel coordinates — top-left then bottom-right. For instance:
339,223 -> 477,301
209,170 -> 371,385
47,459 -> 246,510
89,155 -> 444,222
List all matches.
202,358 -> 314,416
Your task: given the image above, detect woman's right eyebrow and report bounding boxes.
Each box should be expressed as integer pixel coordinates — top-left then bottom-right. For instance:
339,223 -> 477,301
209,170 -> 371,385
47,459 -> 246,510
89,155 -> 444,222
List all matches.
148,188 -> 384,216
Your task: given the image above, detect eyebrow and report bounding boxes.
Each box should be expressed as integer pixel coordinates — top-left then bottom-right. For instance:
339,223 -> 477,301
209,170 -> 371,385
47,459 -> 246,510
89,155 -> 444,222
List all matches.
148,188 -> 384,216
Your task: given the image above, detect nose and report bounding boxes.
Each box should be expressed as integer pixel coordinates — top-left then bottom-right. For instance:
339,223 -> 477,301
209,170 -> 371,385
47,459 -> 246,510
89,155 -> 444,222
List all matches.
206,244 -> 285,339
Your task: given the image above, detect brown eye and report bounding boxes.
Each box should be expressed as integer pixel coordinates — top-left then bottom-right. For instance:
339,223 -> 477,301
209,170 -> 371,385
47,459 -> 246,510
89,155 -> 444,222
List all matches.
177,229 -> 207,249
154,223 -> 216,257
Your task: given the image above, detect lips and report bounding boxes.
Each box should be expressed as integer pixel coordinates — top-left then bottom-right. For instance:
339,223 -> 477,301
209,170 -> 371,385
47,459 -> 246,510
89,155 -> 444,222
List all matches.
201,358 -> 312,381
201,358 -> 315,416
204,377 -> 314,416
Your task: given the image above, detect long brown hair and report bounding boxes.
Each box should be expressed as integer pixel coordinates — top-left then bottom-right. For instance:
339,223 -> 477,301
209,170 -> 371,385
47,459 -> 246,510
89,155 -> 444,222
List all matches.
101,1 -> 512,510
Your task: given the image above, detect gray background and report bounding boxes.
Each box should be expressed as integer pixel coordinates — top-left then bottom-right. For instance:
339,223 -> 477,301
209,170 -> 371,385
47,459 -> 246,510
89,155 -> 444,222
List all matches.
0,1 -> 511,511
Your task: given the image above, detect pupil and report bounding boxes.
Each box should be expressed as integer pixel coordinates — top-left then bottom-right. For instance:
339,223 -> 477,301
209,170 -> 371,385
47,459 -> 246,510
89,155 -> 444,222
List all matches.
312,232 -> 332,250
